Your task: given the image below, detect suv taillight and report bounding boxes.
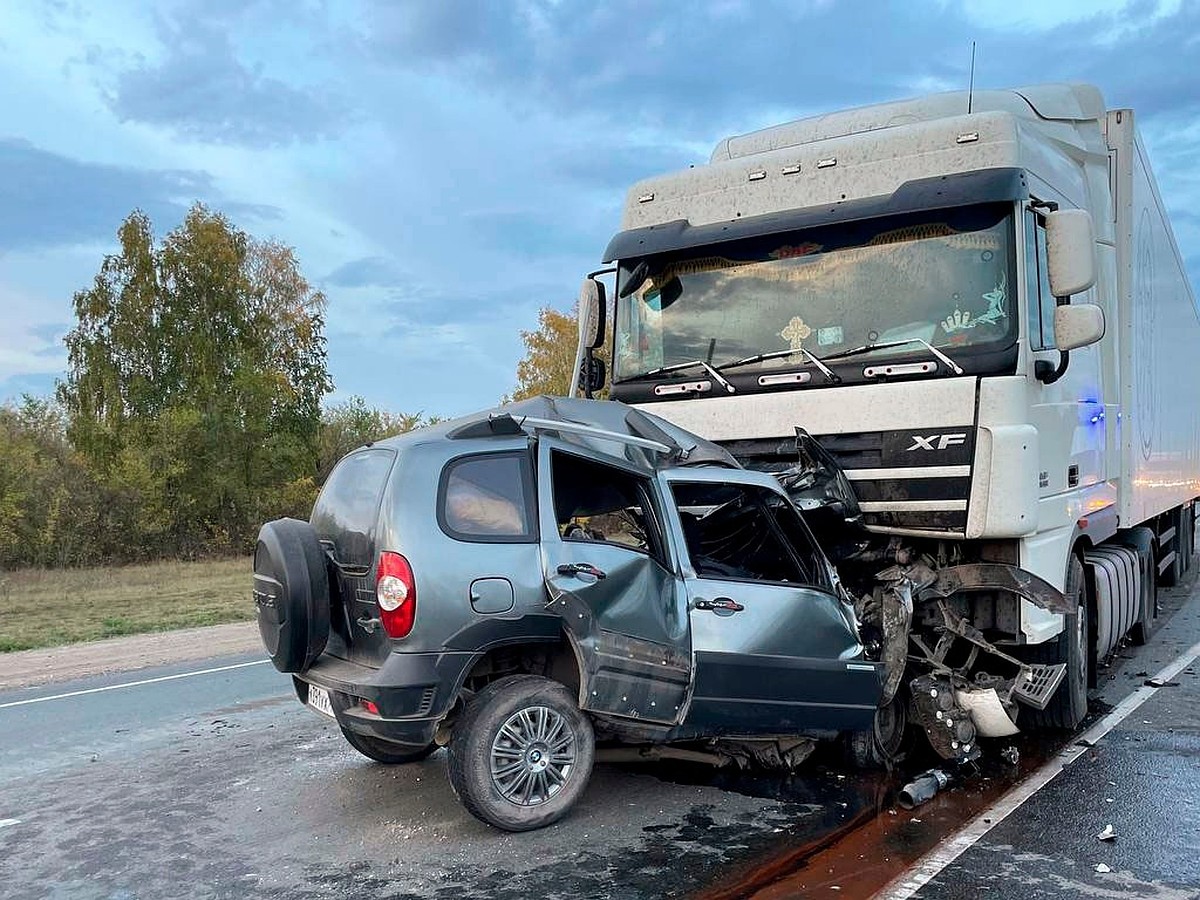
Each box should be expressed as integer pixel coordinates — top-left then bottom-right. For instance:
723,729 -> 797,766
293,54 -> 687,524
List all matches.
376,551 -> 416,638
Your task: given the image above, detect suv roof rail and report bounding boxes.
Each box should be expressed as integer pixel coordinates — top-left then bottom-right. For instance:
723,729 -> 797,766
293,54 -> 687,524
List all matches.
445,411 -> 677,455
510,415 -> 675,455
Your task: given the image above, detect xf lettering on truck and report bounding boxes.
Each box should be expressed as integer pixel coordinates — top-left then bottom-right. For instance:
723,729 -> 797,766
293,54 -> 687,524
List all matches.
906,433 -> 968,452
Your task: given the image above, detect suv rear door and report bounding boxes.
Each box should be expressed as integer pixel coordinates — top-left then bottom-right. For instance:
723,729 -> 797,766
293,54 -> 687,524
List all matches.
311,447 -> 397,667
536,439 -> 692,725
666,471 -> 881,733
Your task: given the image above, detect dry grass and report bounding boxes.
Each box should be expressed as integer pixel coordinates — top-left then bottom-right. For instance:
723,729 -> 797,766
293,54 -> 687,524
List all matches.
0,557 -> 254,652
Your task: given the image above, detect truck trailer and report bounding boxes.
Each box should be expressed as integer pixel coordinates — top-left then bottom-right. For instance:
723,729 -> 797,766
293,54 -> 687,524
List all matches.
573,83 -> 1200,763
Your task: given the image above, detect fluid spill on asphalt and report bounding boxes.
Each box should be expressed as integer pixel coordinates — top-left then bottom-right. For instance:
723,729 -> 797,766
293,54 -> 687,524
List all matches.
612,719 -> 1097,899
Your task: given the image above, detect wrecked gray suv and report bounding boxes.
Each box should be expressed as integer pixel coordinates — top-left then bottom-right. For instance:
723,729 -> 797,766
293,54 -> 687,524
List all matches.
253,396 -> 883,831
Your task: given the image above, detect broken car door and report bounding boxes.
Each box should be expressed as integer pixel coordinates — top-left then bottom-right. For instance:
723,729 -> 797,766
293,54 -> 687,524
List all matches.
666,471 -> 881,733
536,439 -> 692,725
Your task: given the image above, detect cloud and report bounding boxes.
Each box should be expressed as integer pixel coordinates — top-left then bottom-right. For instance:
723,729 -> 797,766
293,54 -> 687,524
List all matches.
350,0 -> 1200,134
0,139 -> 210,250
104,10 -> 347,148
28,321 -> 70,345
324,255 -> 409,289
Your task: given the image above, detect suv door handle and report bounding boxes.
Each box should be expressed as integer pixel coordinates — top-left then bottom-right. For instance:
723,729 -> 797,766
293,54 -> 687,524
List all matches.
694,597 -> 744,613
557,563 -> 607,580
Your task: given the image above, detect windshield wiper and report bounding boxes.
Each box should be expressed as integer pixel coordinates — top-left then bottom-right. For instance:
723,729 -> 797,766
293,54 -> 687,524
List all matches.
622,359 -> 736,393
821,338 -> 964,376
717,347 -> 841,383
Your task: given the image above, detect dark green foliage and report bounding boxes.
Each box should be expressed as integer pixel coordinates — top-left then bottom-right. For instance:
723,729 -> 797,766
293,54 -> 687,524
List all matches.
49,205 -> 332,562
318,396 -> 436,484
0,396 -> 105,568
1,207 -> 436,569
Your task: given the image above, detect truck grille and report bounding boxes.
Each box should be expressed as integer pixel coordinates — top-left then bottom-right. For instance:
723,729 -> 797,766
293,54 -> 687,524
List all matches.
723,427 -> 975,535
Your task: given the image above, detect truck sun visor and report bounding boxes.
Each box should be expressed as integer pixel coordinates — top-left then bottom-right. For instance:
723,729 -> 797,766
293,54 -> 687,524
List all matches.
602,167 -> 1029,263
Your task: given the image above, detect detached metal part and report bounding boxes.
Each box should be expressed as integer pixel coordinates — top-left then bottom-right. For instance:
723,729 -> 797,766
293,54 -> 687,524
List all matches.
898,768 -> 951,810
918,563 -> 1072,615
879,561 -> 1071,757
909,674 -> 979,762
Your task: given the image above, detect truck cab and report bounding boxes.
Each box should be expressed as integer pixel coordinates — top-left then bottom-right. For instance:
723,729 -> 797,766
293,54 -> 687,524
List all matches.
576,82 -> 1200,741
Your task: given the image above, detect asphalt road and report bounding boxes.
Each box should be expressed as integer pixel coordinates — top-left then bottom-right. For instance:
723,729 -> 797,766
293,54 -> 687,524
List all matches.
0,653 -> 879,900
3,572 -> 1198,900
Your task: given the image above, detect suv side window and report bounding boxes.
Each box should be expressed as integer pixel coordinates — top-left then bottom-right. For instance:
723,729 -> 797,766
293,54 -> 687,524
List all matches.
440,451 -> 536,542
311,448 -> 396,568
549,450 -> 667,565
671,481 -> 822,586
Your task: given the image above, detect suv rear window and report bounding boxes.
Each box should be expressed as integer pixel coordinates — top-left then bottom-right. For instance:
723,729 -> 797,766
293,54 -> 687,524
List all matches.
311,448 -> 397,568
439,452 -> 536,542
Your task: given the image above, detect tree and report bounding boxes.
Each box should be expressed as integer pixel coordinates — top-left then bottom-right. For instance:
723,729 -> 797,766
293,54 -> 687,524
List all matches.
57,204 -> 332,556
507,303 -> 611,403
318,397 -> 434,484
0,397 -> 103,568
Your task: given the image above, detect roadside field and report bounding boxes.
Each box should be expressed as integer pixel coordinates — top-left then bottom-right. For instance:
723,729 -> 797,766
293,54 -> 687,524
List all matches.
0,557 -> 252,652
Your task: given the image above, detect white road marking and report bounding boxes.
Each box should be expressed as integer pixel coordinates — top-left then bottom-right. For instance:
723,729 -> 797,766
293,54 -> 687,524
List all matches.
880,637 -> 1200,900
0,659 -> 271,710
0,819 -> 20,829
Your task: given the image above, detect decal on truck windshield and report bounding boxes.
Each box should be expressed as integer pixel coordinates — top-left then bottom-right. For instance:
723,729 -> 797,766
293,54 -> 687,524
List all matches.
780,316 -> 813,349
941,276 -> 1009,335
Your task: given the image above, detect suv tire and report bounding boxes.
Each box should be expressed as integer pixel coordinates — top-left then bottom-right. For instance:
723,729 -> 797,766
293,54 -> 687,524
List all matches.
254,518 -> 330,673
448,675 -> 595,832
340,727 -> 438,764
846,689 -> 908,769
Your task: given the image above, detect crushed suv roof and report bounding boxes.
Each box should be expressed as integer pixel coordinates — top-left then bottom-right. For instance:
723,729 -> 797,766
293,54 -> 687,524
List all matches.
400,395 -> 739,473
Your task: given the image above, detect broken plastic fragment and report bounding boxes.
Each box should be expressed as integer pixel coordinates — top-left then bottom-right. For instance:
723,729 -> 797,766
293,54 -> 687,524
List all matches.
1096,824 -> 1116,841
956,688 -> 1020,737
1145,678 -> 1180,688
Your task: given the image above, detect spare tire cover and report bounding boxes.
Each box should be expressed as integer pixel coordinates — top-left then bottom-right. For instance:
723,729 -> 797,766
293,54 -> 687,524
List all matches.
254,518 -> 331,673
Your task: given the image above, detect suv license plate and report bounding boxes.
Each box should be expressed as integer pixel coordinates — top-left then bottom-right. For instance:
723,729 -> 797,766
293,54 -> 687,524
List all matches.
307,685 -> 335,719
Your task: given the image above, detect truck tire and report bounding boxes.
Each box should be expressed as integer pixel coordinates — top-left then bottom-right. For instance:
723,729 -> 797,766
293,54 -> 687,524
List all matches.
340,727 -> 438,764
1115,528 -> 1157,645
447,675 -> 594,832
253,518 -> 330,673
1025,555 -> 1089,730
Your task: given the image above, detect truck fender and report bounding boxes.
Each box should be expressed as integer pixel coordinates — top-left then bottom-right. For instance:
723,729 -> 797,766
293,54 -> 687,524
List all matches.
916,563 -> 1071,615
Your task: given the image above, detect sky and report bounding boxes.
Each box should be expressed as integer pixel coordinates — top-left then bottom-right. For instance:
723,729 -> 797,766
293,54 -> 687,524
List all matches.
1,0 -> 1198,419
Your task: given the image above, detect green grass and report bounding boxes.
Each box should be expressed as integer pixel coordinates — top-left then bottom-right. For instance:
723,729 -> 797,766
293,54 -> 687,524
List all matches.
0,557 -> 254,652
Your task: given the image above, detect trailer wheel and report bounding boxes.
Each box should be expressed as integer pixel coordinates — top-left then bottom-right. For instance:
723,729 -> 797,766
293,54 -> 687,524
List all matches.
1183,506 -> 1195,574
1159,508 -> 1185,587
1026,555 -> 1089,730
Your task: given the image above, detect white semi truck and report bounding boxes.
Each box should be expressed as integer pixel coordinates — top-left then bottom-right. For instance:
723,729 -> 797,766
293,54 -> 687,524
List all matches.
573,83 -> 1199,761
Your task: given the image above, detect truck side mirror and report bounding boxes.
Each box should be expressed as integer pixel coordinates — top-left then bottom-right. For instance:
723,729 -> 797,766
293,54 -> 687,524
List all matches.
578,278 -> 607,350
580,355 -> 606,394
1054,304 -> 1105,351
1045,209 -> 1096,298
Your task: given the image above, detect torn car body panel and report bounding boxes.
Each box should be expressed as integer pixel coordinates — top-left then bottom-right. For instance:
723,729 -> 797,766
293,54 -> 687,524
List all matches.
529,418 -> 882,740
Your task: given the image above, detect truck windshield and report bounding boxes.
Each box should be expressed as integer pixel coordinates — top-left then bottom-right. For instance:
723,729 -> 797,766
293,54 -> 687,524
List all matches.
613,204 -> 1016,381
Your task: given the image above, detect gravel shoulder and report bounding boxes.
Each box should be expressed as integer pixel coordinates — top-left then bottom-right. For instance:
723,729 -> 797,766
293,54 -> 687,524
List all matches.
0,621 -> 262,691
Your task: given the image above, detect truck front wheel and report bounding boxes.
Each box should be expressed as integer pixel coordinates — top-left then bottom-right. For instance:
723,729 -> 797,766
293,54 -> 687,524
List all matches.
1026,555 -> 1089,730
